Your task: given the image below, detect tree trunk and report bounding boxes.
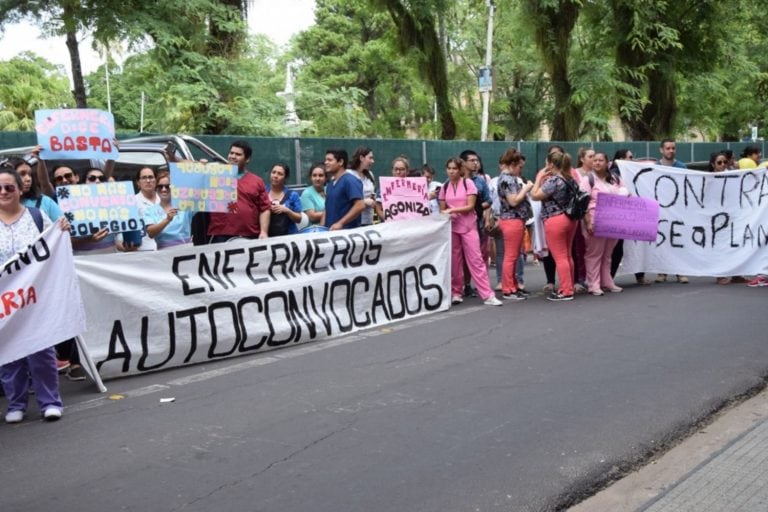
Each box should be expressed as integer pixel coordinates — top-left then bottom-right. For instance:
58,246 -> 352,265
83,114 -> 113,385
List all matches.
65,28 -> 87,108
525,0 -> 582,141
207,0 -> 247,57
374,0 -> 456,139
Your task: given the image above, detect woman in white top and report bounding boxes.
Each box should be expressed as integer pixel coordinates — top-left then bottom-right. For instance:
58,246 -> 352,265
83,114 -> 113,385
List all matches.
350,147 -> 376,226
0,166 -> 70,423
122,167 -> 160,251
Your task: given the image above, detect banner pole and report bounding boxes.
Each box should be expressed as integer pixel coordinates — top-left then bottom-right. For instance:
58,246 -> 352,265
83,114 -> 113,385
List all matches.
75,335 -> 107,393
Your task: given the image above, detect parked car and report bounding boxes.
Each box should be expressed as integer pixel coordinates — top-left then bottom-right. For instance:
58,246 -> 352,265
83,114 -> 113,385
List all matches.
0,134 -> 228,185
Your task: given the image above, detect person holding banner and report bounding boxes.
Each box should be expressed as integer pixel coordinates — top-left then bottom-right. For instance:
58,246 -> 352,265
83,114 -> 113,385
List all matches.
737,145 -> 762,169
121,167 -> 160,251
300,163 -> 326,226
423,164 -> 442,216
208,141 -> 271,242
571,148 -> 594,294
655,139 -> 688,284
608,149 -> 648,285
0,166 -> 70,423
266,163 -> 302,237
531,151 -> 579,301
144,171 -> 192,249
350,147 -> 377,226
323,149 -> 364,230
702,152 -> 750,286
580,152 -> 629,296
439,157 -> 502,307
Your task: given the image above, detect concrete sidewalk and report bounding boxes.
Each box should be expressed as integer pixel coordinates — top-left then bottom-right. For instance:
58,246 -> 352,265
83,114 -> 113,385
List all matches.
570,388 -> 768,512
640,414 -> 768,511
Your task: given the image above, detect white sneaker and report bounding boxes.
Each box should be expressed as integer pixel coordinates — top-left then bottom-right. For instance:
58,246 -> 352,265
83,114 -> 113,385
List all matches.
483,296 -> 503,306
451,295 -> 464,305
5,410 -> 24,423
43,407 -> 62,422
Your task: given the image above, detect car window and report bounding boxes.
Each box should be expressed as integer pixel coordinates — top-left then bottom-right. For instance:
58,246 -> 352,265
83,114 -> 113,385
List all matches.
112,150 -> 169,183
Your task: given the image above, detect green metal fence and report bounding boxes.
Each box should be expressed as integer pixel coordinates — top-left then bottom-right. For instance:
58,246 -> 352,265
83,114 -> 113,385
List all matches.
2,132 -> 764,185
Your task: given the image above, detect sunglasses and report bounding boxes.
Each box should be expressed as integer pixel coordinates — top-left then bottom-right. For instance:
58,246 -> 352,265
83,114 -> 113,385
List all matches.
715,160 -> 727,165
54,172 -> 75,183
87,174 -> 105,182
0,183 -> 17,193
156,184 -> 171,191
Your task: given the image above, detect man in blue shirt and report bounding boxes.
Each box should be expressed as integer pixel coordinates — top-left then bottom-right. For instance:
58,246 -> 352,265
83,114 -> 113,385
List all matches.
655,138 -> 689,283
323,148 -> 364,230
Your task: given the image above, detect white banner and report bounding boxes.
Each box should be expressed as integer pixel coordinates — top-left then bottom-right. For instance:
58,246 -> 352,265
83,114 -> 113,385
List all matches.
618,161 -> 768,276
74,217 -> 452,380
0,226 -> 87,366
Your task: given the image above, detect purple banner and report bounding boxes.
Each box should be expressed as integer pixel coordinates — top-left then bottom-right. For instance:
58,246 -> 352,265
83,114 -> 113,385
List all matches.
593,194 -> 659,241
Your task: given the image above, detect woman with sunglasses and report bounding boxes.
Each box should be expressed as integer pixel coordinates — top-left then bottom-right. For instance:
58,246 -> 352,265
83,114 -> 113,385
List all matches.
706,152 -> 749,285
144,171 -> 192,249
0,165 -> 71,423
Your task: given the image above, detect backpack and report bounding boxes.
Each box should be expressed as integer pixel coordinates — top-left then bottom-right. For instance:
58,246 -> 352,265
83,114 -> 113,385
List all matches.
471,176 -> 488,220
554,176 -> 590,220
28,206 -> 44,233
441,178 -> 469,201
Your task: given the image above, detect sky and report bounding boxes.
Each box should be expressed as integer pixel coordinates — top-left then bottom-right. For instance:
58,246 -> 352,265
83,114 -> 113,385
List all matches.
0,0 -> 315,79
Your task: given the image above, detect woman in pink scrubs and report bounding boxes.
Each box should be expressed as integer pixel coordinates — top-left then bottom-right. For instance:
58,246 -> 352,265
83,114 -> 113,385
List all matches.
439,157 -> 502,307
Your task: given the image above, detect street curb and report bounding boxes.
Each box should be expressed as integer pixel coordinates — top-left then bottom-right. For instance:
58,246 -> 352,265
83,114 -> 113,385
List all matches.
568,385 -> 768,512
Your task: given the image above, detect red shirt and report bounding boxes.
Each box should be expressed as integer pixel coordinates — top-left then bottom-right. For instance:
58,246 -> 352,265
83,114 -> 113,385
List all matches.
207,172 -> 270,237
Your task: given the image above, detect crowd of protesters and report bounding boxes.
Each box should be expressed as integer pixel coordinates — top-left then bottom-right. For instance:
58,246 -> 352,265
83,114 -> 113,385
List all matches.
2,137 -> 767,424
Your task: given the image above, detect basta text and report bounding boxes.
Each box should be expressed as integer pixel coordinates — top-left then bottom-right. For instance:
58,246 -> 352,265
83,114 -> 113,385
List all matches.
48,136 -> 113,154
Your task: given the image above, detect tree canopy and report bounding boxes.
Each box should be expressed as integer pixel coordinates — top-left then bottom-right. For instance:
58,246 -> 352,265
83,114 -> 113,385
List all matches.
1,0 -> 767,141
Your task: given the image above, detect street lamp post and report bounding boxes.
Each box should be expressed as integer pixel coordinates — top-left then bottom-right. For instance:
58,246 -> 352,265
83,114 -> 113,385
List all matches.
480,0 -> 495,142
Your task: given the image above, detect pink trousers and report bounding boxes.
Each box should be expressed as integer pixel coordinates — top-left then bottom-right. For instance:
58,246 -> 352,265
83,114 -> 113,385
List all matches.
583,230 -> 619,293
543,213 -> 578,296
499,218 -> 525,294
452,229 -> 493,300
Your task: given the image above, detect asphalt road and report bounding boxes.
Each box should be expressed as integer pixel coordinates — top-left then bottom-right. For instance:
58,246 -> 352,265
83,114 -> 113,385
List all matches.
2,266 -> 767,512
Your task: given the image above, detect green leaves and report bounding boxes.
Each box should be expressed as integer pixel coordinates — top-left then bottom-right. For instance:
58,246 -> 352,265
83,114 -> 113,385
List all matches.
0,53 -> 71,130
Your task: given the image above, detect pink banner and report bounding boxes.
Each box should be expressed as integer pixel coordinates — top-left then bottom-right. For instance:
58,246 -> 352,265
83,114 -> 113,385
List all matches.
593,194 -> 659,241
379,177 -> 431,222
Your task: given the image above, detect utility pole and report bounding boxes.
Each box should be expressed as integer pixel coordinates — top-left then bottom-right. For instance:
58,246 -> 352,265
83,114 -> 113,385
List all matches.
480,0 -> 495,142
